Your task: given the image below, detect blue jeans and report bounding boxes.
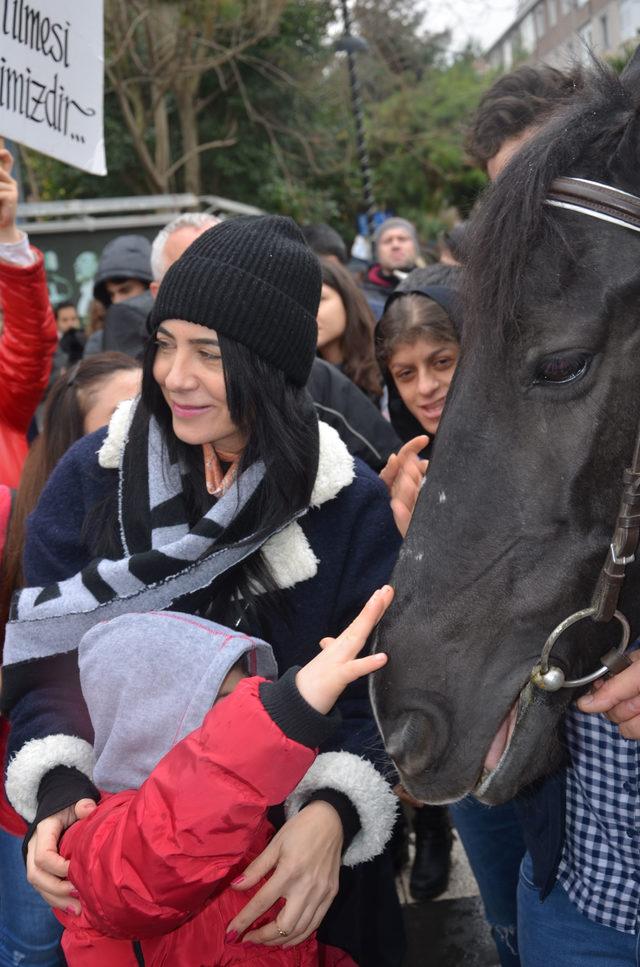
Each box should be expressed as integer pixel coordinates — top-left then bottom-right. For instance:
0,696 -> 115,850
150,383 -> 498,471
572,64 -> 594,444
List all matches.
0,827 -> 63,966
518,852 -> 640,966
450,796 -> 525,967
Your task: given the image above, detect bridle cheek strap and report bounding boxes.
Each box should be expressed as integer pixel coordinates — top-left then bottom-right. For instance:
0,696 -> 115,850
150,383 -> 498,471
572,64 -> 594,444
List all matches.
532,176 -> 640,692
590,462 -> 640,624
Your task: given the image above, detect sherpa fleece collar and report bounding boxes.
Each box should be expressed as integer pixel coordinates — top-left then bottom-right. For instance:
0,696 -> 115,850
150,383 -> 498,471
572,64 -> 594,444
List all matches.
99,398 -> 355,590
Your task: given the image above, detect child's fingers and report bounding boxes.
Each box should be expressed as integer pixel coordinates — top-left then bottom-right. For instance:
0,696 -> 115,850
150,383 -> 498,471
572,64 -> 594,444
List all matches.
334,587 -> 394,658
343,653 -> 388,683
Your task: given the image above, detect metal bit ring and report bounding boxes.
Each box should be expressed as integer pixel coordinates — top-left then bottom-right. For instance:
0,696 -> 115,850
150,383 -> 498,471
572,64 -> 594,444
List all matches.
533,607 -> 631,691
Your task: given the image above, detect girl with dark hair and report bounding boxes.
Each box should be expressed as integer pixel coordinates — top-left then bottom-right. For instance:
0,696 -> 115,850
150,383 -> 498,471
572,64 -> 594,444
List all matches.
2,217 -> 407,966
376,278 -> 461,451
0,352 -> 141,966
317,259 -> 382,404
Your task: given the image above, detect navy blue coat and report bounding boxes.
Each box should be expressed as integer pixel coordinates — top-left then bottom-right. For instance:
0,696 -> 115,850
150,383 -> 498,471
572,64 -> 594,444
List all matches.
5,425 -> 401,820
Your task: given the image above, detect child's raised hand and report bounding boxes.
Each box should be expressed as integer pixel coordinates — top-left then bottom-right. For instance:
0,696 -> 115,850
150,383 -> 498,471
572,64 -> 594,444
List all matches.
295,586 -> 393,715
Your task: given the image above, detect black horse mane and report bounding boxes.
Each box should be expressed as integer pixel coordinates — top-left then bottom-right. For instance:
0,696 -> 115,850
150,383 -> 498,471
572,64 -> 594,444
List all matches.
464,50 -> 640,345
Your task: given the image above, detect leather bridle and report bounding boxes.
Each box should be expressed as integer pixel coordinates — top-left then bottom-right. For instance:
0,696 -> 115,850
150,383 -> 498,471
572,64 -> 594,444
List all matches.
531,176 -> 640,692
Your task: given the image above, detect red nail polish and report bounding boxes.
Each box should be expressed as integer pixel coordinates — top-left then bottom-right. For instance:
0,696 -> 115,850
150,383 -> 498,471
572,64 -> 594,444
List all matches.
226,930 -> 238,944
70,889 -> 80,899
231,875 -> 245,885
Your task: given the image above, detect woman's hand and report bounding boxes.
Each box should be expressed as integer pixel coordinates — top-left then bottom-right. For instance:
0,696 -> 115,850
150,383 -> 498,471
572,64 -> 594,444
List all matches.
26,798 -> 97,915
380,436 -> 429,538
226,800 -> 343,947
295,585 -> 393,714
577,651 -> 640,738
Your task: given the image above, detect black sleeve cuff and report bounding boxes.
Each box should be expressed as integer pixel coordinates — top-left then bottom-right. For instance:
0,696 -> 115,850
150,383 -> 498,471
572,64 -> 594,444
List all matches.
23,766 -> 100,858
305,788 -> 361,852
259,667 -> 341,750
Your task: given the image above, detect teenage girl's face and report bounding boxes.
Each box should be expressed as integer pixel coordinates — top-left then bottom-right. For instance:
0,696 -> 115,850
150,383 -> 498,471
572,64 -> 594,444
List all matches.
316,284 -> 347,356
388,337 -> 460,436
82,368 -> 142,436
152,319 -> 245,454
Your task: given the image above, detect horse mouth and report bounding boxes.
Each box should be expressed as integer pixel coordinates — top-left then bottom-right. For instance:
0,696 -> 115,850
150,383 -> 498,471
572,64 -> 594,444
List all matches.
474,689 -> 525,796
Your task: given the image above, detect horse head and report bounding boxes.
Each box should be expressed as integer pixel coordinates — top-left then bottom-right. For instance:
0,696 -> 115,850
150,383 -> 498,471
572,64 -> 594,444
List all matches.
372,49 -> 640,805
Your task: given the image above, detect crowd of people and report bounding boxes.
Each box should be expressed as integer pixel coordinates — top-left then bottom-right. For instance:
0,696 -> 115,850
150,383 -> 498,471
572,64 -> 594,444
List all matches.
0,52 -> 637,967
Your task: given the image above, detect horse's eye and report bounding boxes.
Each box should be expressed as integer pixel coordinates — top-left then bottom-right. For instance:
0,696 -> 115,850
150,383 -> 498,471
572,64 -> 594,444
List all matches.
534,352 -> 591,384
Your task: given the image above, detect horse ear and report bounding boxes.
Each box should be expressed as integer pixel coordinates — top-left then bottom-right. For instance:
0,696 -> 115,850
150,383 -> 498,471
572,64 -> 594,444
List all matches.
620,43 -> 640,94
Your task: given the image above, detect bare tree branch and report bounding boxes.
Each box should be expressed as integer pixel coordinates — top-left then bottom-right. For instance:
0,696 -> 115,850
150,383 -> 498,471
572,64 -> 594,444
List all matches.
164,129 -> 238,181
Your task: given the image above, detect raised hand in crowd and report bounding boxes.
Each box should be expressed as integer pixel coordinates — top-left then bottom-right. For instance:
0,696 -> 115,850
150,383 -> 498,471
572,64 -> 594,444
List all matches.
225,587 -> 393,949
0,149 -> 20,243
380,435 -> 429,538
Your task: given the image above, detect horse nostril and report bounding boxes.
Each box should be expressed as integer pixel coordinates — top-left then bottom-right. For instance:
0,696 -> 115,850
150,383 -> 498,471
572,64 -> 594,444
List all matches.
385,708 -> 450,777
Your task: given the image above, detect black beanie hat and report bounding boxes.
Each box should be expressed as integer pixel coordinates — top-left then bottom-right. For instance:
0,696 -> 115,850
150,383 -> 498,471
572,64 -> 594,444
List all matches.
149,215 -> 322,386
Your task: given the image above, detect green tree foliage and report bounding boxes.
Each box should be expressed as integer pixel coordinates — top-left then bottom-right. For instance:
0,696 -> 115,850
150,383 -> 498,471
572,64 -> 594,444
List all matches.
365,53 -> 489,234
20,0 -> 490,245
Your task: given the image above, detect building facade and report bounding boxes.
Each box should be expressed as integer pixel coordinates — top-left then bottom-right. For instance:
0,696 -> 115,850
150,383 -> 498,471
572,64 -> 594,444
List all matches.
485,0 -> 640,71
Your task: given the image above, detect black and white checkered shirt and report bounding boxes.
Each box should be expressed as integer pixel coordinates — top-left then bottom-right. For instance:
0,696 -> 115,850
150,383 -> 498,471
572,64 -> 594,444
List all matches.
557,705 -> 640,933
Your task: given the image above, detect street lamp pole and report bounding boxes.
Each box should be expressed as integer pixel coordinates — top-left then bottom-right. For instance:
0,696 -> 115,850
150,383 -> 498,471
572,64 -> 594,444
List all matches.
337,0 -> 377,238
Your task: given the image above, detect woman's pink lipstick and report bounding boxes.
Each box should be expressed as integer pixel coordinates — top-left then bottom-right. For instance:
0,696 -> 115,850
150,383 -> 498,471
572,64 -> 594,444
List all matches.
171,402 -> 212,419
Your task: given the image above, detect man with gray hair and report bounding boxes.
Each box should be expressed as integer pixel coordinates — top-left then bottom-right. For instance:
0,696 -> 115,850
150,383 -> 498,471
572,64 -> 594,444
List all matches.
362,216 -> 420,320
150,212 -> 221,291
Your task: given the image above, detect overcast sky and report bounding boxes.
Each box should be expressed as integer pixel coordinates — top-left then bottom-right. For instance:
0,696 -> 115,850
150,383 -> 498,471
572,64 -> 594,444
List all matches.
422,0 -> 517,53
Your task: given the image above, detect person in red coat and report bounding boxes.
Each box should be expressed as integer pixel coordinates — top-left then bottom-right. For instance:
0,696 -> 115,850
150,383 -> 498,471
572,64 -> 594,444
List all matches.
55,590 -> 397,966
0,149 -> 57,488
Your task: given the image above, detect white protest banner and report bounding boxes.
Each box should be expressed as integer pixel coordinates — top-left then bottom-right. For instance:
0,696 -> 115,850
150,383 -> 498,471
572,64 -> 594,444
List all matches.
0,0 -> 106,175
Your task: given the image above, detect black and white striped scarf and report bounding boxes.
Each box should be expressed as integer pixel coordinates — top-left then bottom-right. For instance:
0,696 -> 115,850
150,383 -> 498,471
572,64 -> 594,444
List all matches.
4,400 -> 303,668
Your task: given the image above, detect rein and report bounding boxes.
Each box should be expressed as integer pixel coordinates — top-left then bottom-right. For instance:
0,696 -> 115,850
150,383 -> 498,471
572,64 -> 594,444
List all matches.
533,177 -> 640,692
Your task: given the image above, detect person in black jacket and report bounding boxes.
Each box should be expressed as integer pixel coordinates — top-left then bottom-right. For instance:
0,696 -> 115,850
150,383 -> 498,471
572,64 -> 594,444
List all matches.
361,218 -> 420,320
85,235 -> 154,359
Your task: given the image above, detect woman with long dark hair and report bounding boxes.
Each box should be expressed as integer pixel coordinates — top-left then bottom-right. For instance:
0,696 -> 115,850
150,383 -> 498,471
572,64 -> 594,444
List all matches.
0,352 -> 141,966
317,260 -> 382,404
2,218 -> 406,965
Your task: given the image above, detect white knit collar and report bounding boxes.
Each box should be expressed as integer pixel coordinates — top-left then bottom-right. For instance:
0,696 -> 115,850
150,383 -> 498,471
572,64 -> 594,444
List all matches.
99,400 -> 355,589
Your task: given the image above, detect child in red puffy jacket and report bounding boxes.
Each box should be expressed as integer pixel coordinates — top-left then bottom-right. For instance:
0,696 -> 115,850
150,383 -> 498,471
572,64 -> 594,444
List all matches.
55,588 -> 397,966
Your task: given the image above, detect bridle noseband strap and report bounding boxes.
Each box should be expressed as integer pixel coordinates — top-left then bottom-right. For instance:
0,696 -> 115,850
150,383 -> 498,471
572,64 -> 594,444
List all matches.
546,176 -> 640,234
547,178 -> 640,231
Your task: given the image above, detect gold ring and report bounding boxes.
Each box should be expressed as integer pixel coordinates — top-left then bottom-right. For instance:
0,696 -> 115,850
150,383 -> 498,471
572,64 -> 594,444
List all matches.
278,928 -> 289,937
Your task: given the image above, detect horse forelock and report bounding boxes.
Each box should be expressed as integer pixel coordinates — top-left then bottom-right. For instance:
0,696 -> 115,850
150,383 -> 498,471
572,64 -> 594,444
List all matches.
463,54 -> 640,352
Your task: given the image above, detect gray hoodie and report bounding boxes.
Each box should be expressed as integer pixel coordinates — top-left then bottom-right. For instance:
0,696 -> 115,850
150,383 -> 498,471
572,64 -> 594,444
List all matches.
93,235 -> 153,307
78,610 -> 277,793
